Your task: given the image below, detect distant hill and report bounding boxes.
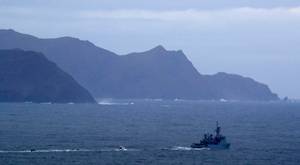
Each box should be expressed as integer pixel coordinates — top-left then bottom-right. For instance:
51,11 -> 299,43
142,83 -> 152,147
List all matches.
102,46 -> 278,100
0,29 -> 279,101
0,49 -> 96,103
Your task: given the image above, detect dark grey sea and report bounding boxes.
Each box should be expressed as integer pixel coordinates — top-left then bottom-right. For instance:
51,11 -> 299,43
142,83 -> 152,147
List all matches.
0,100 -> 299,165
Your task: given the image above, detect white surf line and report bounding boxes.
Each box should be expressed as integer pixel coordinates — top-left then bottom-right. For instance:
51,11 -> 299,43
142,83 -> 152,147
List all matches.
0,149 -> 95,153
0,146 -> 207,154
0,148 -> 140,153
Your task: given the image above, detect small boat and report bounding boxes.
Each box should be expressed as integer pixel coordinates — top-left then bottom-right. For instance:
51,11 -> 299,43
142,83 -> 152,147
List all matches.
191,121 -> 230,149
118,146 -> 127,151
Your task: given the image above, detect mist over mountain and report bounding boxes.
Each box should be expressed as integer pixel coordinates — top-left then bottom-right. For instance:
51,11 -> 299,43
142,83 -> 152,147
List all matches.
0,49 -> 96,103
0,29 -> 279,101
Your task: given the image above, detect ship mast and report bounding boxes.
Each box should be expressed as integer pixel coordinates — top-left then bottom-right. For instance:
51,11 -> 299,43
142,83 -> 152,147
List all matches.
215,121 -> 221,136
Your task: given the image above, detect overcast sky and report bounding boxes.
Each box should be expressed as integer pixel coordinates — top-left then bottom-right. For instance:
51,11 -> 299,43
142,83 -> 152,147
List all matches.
1,0 -> 300,99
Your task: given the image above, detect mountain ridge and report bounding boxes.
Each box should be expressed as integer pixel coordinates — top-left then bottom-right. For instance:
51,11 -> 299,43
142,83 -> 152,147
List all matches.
0,49 -> 96,103
0,29 -> 279,101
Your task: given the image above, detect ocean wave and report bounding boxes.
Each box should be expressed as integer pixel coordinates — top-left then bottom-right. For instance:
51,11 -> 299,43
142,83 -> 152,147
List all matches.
0,147 -> 140,154
0,146 -> 210,154
0,149 -> 93,153
40,102 -> 52,104
98,102 -> 134,105
97,98 -> 134,105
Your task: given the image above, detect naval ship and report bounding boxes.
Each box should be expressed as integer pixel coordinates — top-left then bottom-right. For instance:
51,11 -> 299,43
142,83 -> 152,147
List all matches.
191,122 -> 230,149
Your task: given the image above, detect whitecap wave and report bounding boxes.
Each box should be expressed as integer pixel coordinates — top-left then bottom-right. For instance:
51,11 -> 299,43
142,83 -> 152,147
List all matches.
0,147 -> 140,153
98,102 -> 132,105
98,101 -> 134,105
0,149 -> 93,153
0,146 -> 209,154
40,102 -> 52,104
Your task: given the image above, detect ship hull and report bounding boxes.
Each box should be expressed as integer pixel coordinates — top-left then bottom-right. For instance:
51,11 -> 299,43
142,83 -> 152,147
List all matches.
191,143 -> 230,149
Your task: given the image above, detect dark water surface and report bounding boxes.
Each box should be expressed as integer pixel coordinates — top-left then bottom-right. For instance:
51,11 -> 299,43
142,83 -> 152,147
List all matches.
0,101 -> 299,164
